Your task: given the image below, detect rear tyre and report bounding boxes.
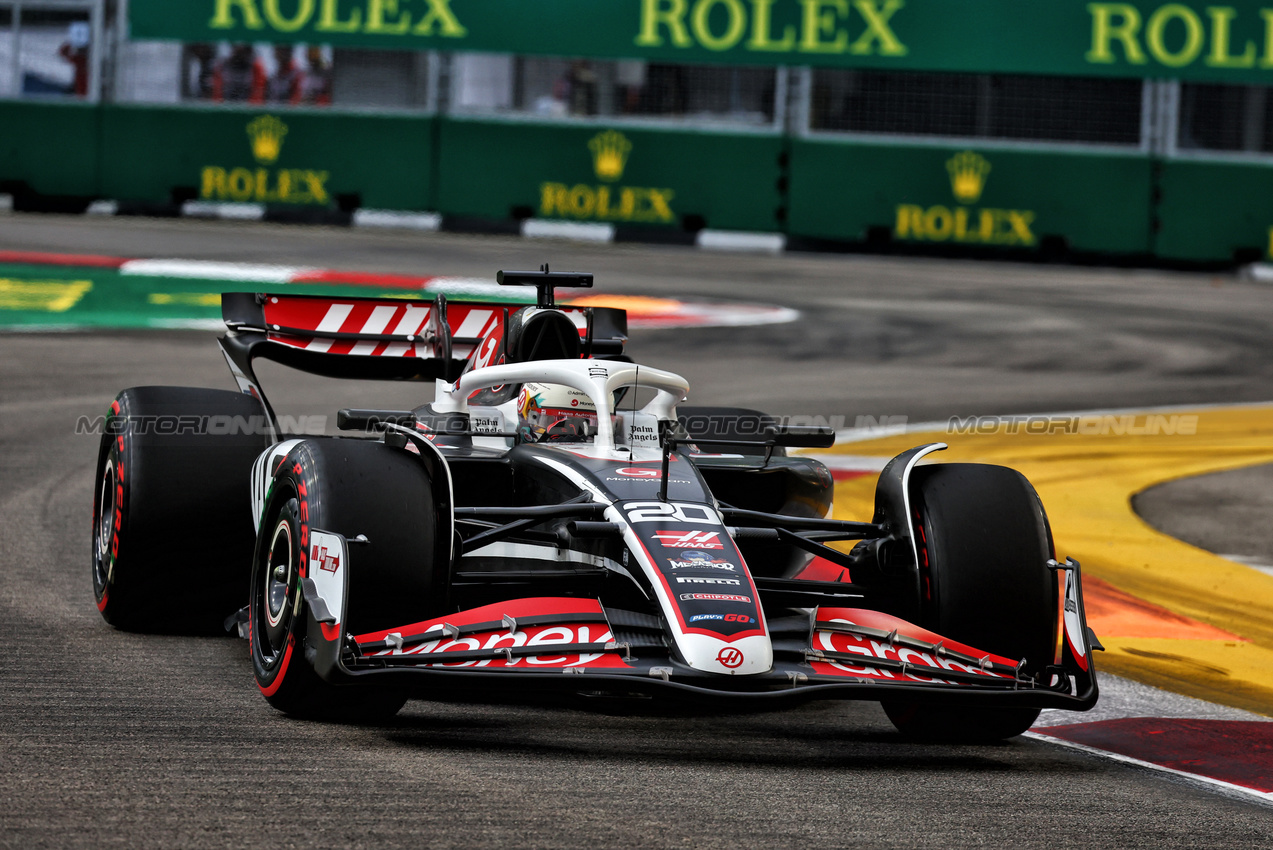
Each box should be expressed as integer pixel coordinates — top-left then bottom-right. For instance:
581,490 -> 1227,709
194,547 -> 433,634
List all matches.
250,438 -> 449,721
91,386 -> 270,633
882,463 -> 1055,742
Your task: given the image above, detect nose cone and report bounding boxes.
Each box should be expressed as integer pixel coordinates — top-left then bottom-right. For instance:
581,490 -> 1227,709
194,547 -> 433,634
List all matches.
680,633 -> 774,676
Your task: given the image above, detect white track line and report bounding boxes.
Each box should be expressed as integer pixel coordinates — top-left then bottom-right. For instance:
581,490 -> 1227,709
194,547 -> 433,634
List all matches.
120,259 -> 311,282
1025,732 -> 1273,806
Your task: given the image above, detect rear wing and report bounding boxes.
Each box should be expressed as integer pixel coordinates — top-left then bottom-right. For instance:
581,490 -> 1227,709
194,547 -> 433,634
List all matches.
218,290 -> 628,439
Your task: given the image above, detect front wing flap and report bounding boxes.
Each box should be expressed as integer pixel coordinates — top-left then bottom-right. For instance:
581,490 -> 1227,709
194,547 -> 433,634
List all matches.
301,545 -> 1097,709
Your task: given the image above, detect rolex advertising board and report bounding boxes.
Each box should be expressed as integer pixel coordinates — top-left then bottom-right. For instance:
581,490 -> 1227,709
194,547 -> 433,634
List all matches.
435,118 -> 783,232
130,0 -> 1273,85
786,140 -> 1155,254
96,106 -> 435,210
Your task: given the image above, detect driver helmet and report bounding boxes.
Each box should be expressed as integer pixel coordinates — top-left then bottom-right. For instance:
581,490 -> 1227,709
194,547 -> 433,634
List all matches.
517,382 -> 608,444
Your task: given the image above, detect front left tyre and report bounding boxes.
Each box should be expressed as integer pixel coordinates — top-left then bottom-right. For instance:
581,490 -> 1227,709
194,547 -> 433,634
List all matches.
249,437 -> 450,721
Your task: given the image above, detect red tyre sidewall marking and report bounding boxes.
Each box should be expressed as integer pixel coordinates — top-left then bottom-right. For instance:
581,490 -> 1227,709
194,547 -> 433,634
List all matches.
257,459 -> 309,695
98,398 -> 126,611
257,637 -> 294,697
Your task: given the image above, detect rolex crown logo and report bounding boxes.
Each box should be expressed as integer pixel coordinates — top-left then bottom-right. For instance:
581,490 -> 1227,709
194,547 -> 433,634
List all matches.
247,115 -> 288,165
946,150 -> 991,205
588,130 -> 632,183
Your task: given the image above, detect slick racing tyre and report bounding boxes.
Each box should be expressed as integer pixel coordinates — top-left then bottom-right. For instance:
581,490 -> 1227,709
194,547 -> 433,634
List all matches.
250,438 -> 448,721
882,463 -> 1055,743
92,386 -> 271,633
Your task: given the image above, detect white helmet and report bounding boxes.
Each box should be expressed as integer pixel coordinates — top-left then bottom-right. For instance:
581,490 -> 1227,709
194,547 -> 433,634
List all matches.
517,382 -> 607,443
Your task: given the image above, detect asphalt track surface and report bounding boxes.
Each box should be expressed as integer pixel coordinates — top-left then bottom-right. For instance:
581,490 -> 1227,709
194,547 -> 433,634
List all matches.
3,215 -> 1273,847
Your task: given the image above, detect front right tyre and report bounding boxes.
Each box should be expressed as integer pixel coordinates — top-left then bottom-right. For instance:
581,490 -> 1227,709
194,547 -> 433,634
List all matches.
882,463 -> 1056,743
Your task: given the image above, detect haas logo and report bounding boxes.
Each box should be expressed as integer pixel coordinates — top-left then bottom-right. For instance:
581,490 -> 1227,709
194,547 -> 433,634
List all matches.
716,648 -> 744,669
311,544 -> 340,573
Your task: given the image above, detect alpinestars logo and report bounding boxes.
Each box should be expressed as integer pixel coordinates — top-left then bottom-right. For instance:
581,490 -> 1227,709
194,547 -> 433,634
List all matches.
653,531 -> 723,549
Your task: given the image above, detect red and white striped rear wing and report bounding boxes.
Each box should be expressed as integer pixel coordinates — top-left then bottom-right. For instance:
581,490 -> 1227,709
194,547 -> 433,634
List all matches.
217,291 -> 627,440
220,291 -> 628,384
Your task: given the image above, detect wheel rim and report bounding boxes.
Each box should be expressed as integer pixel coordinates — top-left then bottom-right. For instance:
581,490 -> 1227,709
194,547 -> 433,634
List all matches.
93,460 -> 116,590
264,519 -> 292,630
254,502 -> 298,671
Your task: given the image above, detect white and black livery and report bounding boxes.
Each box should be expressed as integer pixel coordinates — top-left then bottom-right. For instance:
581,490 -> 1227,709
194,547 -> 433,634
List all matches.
91,268 -> 1099,741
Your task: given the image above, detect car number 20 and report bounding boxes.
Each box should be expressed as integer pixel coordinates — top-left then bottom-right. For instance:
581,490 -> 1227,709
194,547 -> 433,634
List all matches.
623,502 -> 719,525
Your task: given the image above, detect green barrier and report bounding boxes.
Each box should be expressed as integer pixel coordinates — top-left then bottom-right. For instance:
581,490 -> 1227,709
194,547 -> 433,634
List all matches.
0,102 -> 101,198
437,117 -> 783,231
1154,159 -> 1273,261
2,99 -> 1266,265
99,105 -> 435,209
787,138 -> 1154,254
131,0 -> 1273,85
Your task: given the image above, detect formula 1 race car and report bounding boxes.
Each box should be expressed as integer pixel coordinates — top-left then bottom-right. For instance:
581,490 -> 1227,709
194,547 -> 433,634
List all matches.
91,268 -> 1099,741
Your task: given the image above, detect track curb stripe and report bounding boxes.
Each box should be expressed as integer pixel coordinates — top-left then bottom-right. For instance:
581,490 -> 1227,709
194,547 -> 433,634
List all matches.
1,254 -> 798,331
817,406 -> 1273,718
0,250 -> 126,268
1026,730 -> 1273,805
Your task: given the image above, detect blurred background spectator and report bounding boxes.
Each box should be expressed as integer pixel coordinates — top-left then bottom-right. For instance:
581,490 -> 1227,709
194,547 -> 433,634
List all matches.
267,44 -> 302,105
57,22 -> 90,97
212,43 -> 265,104
298,46 -> 333,106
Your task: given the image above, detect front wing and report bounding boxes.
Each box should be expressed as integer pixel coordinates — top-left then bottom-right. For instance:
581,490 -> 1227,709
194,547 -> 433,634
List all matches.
302,532 -> 1097,708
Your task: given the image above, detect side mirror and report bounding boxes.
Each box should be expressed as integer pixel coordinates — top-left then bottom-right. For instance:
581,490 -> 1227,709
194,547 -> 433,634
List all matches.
763,425 -> 836,449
